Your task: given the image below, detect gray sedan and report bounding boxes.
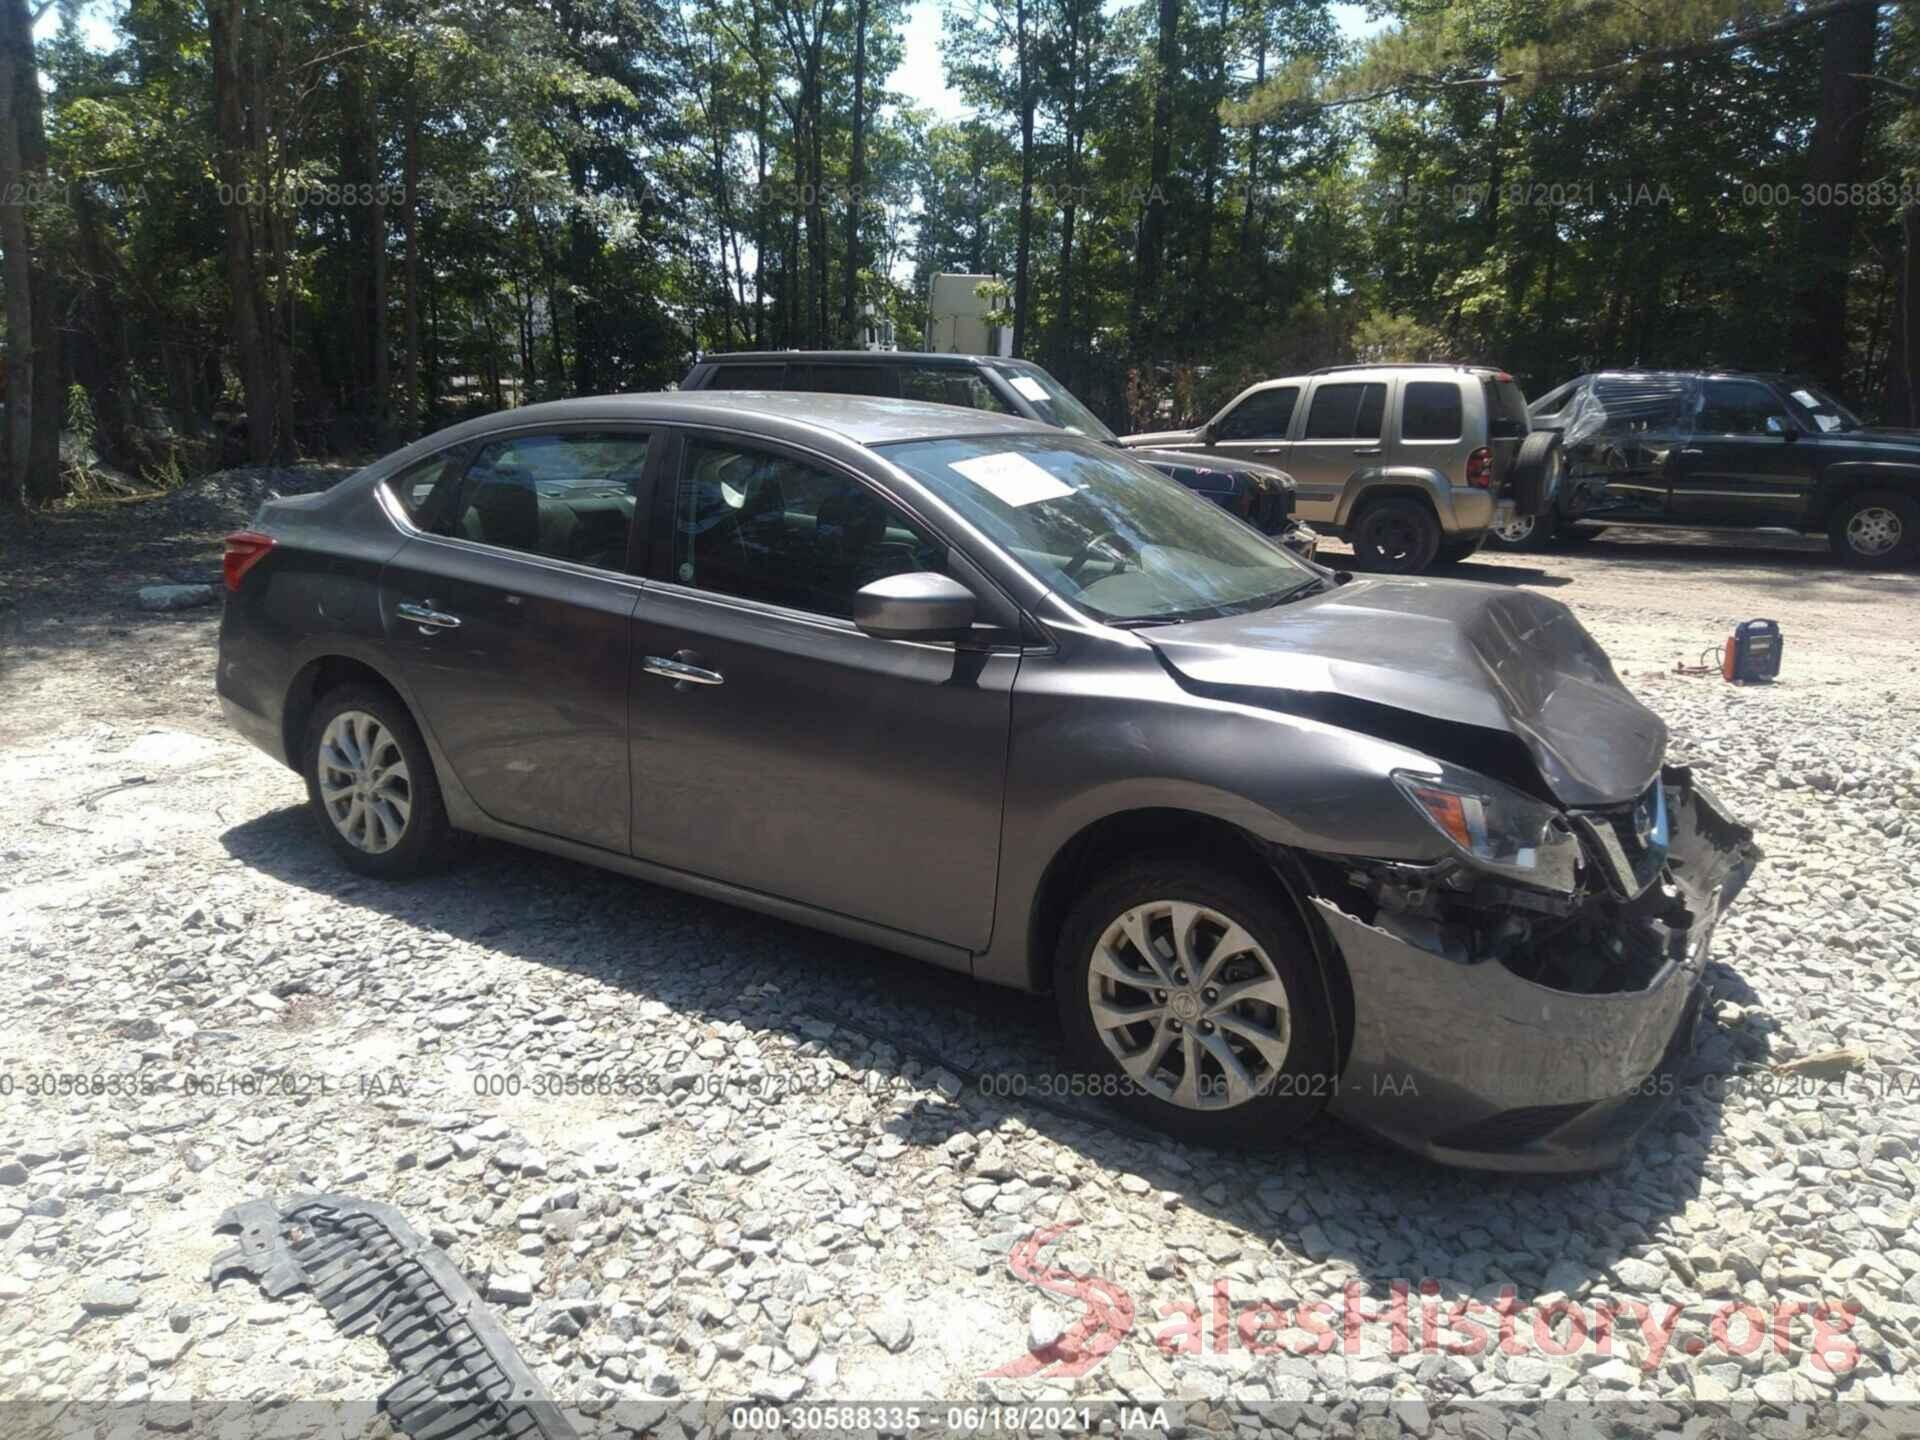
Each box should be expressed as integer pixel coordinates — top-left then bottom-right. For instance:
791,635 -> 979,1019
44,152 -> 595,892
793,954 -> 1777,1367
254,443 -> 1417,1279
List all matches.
217,392 -> 1758,1170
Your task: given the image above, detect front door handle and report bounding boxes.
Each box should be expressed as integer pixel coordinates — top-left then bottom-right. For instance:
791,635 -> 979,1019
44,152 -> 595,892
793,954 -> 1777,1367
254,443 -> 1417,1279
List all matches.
642,654 -> 725,688
1352,446 -> 1383,456
396,600 -> 462,632
1678,448 -> 1705,458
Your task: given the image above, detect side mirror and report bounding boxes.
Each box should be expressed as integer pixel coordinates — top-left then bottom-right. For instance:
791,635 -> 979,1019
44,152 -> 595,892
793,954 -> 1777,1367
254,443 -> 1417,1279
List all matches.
853,572 -> 977,642
1199,420 -> 1217,446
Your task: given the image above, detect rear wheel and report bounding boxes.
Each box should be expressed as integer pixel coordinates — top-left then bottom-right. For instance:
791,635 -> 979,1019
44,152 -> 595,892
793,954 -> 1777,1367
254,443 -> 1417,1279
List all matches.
1829,491 -> 1920,569
1487,511 -> 1556,551
1347,497 -> 1442,573
303,685 -> 455,878
1054,857 -> 1337,1149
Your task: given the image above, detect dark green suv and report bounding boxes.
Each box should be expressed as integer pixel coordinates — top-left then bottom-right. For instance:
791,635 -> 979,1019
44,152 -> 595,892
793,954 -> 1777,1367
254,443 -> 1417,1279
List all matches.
1511,369 -> 1920,568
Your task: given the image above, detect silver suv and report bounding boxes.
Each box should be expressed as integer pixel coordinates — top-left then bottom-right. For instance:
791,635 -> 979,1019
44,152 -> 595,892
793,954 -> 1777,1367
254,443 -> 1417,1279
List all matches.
1125,363 -> 1559,572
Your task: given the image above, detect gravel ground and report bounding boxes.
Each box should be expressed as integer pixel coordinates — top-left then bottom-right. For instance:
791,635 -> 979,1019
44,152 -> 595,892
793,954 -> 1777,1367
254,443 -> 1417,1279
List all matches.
2,485 -> 1918,1435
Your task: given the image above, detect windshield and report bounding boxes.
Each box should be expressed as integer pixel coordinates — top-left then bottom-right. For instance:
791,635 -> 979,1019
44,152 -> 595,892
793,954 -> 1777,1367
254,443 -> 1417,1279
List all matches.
876,433 -> 1317,624
1780,381 -> 1861,434
990,363 -> 1119,442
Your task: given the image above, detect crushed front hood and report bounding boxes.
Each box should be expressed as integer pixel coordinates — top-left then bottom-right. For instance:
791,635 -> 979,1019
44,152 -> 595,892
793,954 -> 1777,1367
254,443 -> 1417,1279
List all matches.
1146,577 -> 1666,807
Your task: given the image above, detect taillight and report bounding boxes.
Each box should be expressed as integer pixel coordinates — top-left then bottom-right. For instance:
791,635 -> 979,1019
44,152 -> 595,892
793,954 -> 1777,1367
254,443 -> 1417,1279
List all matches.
1465,447 -> 1492,489
223,530 -> 276,591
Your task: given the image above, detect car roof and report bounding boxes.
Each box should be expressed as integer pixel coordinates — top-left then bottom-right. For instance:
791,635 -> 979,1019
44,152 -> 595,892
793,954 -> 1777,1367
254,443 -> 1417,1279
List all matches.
694,350 -> 1034,370
426,390 -> 1057,449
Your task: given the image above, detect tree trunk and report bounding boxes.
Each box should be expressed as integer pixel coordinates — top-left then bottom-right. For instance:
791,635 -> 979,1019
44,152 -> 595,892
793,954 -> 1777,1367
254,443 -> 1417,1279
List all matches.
1130,0 -> 1178,358
1885,204 -> 1919,426
1011,0 -> 1034,357
400,91 -> 421,433
6,0 -> 57,502
0,3 -> 30,520
73,185 -> 146,469
1789,0 -> 1879,385
840,0 -> 869,344
208,0 -> 275,462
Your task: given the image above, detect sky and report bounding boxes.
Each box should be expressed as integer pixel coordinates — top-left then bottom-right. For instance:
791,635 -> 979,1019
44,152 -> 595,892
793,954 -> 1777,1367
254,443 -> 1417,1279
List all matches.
893,1 -> 1387,123
47,0 -> 1387,113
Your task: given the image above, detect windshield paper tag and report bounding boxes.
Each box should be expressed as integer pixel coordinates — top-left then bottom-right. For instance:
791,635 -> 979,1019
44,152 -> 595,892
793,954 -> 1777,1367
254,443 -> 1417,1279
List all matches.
1790,389 -> 1819,407
950,452 -> 1075,507
1008,376 -> 1052,402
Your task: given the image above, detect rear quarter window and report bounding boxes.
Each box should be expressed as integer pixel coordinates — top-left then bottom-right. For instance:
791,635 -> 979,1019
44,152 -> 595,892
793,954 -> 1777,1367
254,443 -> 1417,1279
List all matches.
1401,382 -> 1463,440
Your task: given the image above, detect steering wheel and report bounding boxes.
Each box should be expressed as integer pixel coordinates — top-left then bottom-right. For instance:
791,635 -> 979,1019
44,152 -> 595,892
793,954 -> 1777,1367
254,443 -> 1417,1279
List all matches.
1062,529 -> 1138,582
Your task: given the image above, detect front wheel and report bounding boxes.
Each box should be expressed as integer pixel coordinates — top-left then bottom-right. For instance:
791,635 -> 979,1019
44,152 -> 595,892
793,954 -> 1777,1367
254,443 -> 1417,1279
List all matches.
303,685 -> 455,878
1054,858 -> 1338,1149
1829,491 -> 1920,569
1347,497 -> 1442,572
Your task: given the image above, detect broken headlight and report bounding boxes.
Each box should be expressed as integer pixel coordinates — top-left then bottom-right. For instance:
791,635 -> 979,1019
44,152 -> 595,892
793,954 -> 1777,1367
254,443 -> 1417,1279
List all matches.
1391,766 -> 1580,894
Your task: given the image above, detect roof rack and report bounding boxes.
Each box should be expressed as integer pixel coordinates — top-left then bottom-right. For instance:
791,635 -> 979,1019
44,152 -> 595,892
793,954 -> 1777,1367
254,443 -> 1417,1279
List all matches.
1307,362 -> 1490,376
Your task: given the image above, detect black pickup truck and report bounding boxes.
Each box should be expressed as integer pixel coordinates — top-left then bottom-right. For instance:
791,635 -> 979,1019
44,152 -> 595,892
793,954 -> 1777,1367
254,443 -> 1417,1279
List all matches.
1497,369 -> 1920,568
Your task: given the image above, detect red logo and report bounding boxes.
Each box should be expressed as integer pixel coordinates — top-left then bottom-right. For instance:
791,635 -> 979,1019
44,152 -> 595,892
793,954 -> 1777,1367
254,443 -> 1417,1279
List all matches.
982,1222 -> 1136,1380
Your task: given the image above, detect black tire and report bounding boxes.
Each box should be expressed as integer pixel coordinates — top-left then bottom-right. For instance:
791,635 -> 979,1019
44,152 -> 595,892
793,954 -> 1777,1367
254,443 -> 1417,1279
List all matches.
1347,496 -> 1442,573
1509,430 -> 1564,518
302,683 -> 456,879
1432,535 -> 1485,567
1053,856 -> 1338,1149
1828,490 -> 1920,570
1555,524 -> 1602,545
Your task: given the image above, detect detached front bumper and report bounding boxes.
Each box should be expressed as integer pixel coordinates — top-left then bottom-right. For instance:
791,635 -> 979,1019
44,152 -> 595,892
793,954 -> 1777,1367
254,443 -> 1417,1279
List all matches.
1317,767 -> 1759,1172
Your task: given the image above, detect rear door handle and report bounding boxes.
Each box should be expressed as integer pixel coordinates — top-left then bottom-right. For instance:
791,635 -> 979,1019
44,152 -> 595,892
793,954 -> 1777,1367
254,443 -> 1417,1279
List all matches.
396,601 -> 462,632
643,654 -> 724,688
1678,448 -> 1705,457
1352,446 -> 1382,456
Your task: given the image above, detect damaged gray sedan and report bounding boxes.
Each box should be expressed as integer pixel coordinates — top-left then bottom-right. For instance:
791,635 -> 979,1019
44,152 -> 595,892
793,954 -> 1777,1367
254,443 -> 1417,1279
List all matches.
218,393 -> 1758,1171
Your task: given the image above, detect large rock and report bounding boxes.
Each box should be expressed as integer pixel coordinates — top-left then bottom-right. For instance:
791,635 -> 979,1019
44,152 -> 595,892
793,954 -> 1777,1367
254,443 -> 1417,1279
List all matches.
136,584 -> 217,612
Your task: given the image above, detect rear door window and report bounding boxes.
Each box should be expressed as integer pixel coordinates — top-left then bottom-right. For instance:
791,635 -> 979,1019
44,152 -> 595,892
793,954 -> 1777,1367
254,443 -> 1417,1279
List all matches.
454,432 -> 651,571
1215,386 -> 1298,440
790,365 -> 897,398
1303,382 -> 1386,439
1401,382 -> 1463,440
385,449 -> 470,536
704,364 -> 787,389
901,367 -> 1012,413
1695,379 -> 1795,435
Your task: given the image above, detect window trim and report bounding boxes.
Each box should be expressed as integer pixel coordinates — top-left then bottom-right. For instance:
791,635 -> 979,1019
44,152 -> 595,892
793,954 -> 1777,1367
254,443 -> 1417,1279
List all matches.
375,421 -> 659,582
644,423 -> 1029,645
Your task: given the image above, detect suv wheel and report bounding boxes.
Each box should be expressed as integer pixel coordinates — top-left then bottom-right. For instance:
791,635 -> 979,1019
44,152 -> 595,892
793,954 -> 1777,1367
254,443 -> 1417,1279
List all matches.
1488,512 -> 1555,550
304,685 -> 455,878
1054,858 -> 1337,1148
1348,497 -> 1441,573
1830,491 -> 1919,569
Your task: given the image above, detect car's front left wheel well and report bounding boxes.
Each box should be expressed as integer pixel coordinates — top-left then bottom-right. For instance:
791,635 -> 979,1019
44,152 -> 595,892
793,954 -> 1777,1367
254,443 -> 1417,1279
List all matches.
281,656 -> 406,771
1026,808 -> 1353,1068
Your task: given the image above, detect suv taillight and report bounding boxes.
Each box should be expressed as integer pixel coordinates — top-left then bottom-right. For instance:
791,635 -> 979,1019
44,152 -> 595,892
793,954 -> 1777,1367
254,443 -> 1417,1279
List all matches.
223,531 -> 276,591
1465,447 -> 1492,489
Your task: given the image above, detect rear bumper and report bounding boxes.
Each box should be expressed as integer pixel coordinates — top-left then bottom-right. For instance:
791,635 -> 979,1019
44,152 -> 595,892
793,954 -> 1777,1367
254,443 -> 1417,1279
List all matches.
1319,769 -> 1759,1172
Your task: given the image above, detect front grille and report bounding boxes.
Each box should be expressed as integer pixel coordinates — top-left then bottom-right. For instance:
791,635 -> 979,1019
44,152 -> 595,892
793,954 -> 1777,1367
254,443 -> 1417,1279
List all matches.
1433,1101 -> 1594,1153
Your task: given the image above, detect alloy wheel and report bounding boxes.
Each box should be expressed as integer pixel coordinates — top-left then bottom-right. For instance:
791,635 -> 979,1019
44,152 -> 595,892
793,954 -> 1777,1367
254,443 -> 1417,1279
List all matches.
1494,515 -> 1538,544
317,710 -> 413,854
1846,505 -> 1902,558
1086,899 -> 1292,1110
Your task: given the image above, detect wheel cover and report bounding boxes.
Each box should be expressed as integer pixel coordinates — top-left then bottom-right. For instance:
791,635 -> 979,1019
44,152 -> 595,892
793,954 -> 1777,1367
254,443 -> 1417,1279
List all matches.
1362,511 -> 1422,565
1847,506 -> 1902,557
1086,900 -> 1292,1111
1495,515 -> 1537,544
317,710 -> 413,854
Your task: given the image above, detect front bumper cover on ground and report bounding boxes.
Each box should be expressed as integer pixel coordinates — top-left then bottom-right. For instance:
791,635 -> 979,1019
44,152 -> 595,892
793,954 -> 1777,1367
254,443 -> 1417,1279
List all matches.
212,1194 -> 578,1440
1319,767 -> 1759,1172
